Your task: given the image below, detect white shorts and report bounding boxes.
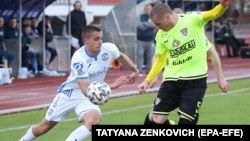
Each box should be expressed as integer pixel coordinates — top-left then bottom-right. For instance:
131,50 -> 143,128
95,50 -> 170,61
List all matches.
45,92 -> 101,122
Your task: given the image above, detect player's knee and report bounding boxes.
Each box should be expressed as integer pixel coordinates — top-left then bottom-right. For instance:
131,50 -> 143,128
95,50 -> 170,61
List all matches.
84,119 -> 100,131
85,118 -> 101,125
144,113 -> 160,124
144,113 -> 169,125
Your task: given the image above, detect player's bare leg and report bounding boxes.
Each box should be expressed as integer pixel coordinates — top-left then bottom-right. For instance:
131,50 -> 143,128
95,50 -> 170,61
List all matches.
19,119 -> 57,141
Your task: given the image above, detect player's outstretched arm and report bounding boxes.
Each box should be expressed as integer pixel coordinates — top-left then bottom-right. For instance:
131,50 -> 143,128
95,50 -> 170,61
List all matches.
116,52 -> 139,83
207,45 -> 229,93
137,52 -> 167,93
202,0 -> 234,22
109,76 -> 129,89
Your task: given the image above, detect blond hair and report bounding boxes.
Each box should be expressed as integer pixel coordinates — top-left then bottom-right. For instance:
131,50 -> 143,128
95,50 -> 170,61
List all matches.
150,3 -> 173,19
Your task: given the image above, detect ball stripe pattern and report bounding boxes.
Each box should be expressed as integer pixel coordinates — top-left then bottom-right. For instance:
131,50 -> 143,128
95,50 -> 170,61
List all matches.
87,81 -> 111,105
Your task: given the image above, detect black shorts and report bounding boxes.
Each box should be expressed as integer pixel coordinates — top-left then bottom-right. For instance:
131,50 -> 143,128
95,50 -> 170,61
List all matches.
152,77 -> 207,120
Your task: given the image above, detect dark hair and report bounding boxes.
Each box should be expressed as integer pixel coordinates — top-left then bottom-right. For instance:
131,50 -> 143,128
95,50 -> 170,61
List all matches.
73,0 -> 81,7
9,16 -> 17,20
23,24 -> 31,29
82,25 -> 101,39
22,24 -> 31,34
22,16 -> 29,21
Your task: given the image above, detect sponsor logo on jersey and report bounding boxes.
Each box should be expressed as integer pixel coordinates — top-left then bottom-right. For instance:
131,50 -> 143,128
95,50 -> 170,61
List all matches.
170,40 -> 195,58
89,67 -> 108,78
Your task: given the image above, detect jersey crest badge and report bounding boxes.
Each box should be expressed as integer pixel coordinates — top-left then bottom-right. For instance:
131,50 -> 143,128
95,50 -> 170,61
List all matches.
102,53 -> 109,61
181,28 -> 188,36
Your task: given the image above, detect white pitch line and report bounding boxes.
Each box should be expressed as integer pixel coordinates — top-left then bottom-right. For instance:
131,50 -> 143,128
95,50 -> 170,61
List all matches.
0,87 -> 250,133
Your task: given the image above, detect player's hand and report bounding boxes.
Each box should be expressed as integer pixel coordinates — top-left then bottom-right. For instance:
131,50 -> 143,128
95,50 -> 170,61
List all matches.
218,79 -> 229,93
220,0 -> 234,7
110,76 -> 129,89
127,69 -> 139,84
137,80 -> 149,94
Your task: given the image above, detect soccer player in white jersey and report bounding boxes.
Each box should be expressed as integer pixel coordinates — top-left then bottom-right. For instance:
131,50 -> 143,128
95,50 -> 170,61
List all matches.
19,25 -> 139,141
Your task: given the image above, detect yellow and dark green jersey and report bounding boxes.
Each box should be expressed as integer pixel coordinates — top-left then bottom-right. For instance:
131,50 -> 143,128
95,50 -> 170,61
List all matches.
156,12 -> 211,81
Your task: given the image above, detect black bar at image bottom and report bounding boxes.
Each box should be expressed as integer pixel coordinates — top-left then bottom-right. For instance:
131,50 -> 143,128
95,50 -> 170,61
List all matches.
92,125 -> 250,140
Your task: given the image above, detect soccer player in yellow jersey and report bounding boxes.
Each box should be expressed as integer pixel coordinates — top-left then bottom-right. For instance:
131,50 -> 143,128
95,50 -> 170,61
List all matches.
138,0 -> 232,125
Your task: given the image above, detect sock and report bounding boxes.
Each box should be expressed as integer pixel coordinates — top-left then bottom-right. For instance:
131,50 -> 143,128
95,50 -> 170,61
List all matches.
66,125 -> 91,141
19,126 -> 36,141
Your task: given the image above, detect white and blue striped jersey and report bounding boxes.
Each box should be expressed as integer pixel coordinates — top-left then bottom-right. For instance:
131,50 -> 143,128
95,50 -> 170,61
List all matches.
56,42 -> 120,98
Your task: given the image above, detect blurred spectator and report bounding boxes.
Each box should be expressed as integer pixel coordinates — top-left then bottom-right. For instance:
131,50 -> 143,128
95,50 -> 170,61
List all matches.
37,15 -> 58,70
225,18 -> 249,47
22,17 -> 31,27
198,3 -> 207,11
22,24 -> 42,77
213,19 -> 248,57
66,0 -> 87,57
4,16 -> 19,39
230,8 -> 240,24
214,19 -> 236,57
136,4 -> 155,77
173,8 -> 184,14
0,15 -> 14,67
29,17 -> 40,38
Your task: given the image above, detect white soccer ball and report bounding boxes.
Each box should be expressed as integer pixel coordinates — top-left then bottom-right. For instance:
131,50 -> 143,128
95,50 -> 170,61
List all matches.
87,81 -> 111,105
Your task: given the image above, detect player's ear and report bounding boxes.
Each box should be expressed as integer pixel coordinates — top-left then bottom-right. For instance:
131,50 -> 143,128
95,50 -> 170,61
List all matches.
165,13 -> 171,20
82,37 -> 87,43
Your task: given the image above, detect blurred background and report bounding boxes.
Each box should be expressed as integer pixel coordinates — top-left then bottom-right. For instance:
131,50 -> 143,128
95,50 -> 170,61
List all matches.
0,0 -> 249,76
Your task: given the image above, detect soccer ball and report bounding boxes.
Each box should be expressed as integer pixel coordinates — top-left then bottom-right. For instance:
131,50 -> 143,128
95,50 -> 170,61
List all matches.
87,81 -> 111,105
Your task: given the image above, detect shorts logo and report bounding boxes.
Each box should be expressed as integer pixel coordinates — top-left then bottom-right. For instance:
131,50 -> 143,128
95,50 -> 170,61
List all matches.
47,109 -> 54,116
155,97 -> 161,105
